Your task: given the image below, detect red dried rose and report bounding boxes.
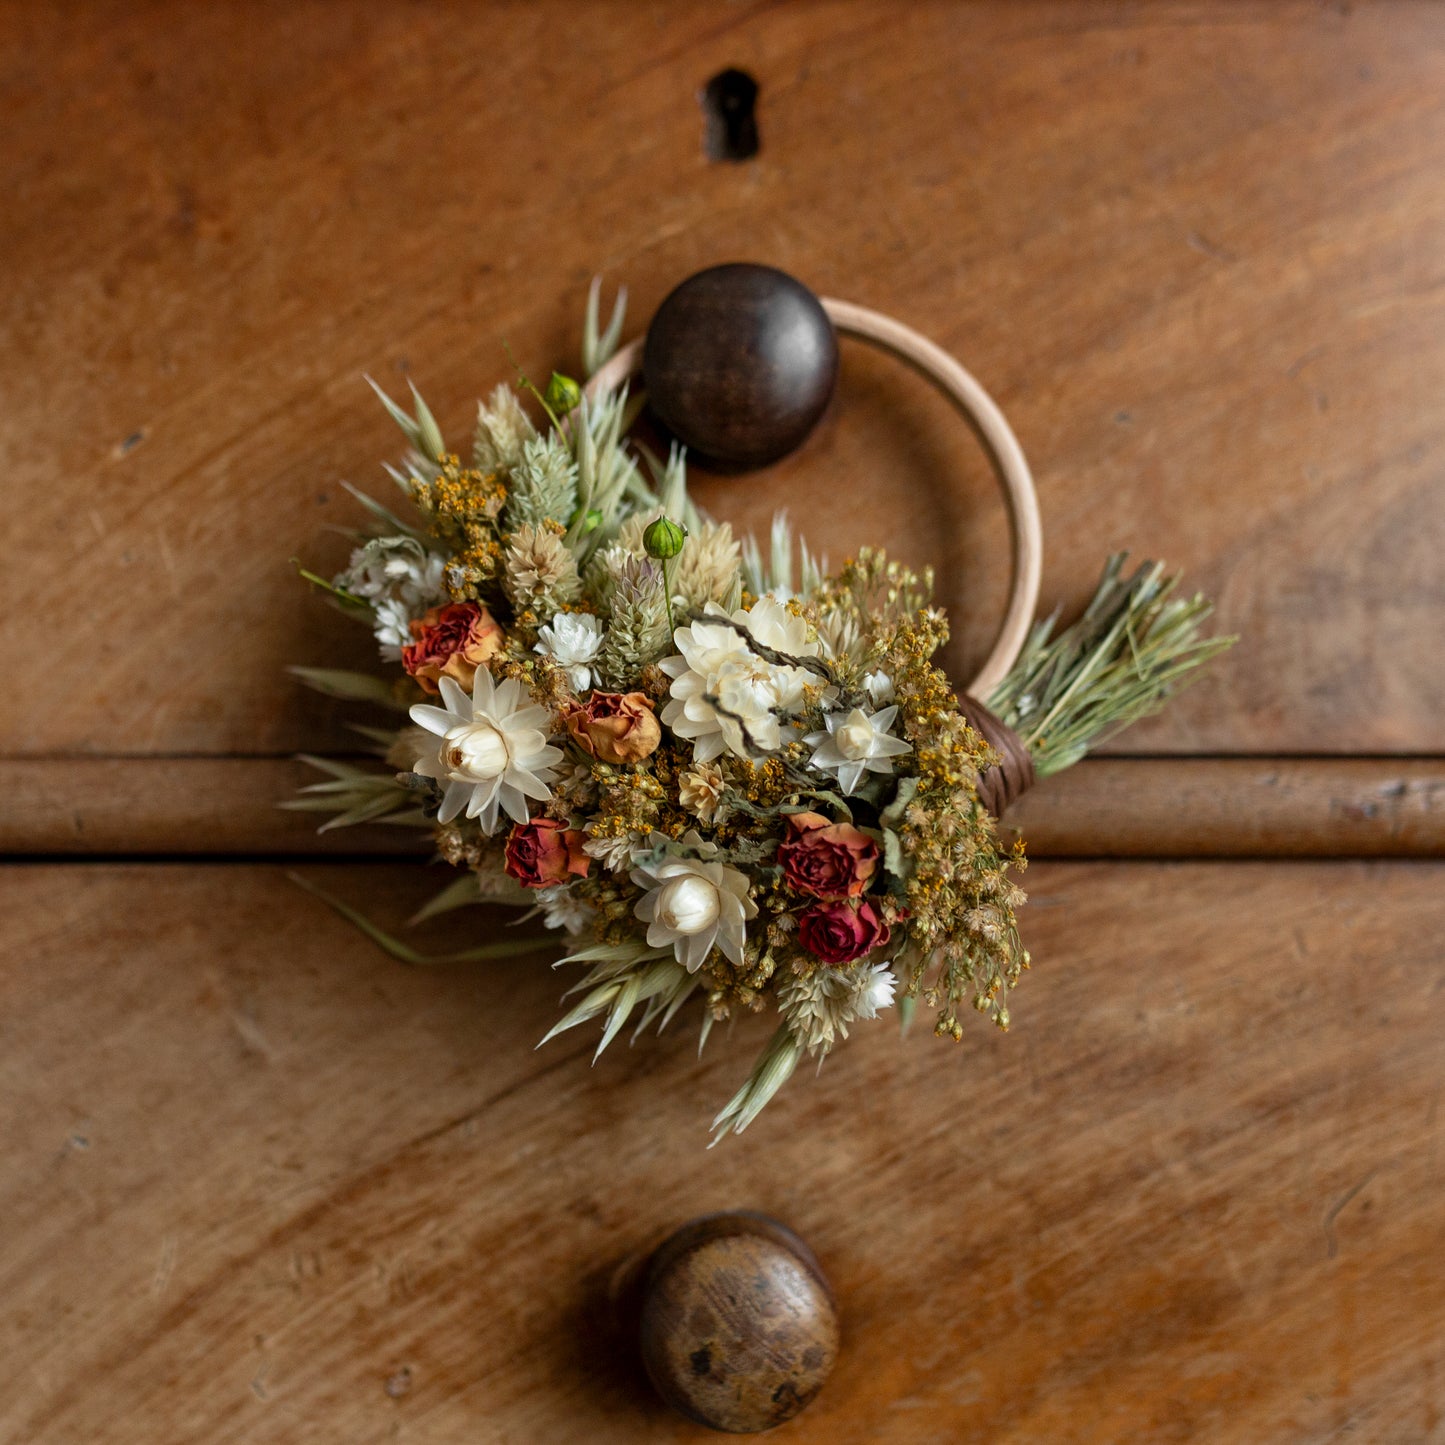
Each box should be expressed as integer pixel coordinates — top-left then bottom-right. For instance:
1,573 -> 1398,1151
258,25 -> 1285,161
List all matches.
777,811 -> 880,900
797,899 -> 891,965
503,818 -> 590,889
401,602 -> 504,695
562,690 -> 662,764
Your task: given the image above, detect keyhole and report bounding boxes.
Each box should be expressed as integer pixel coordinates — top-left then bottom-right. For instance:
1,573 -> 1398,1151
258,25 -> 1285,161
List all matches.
703,68 -> 759,162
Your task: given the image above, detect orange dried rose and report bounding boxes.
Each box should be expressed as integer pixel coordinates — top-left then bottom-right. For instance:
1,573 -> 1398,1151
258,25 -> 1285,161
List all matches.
401,602 -> 504,695
563,690 -> 662,764
777,810 -> 880,899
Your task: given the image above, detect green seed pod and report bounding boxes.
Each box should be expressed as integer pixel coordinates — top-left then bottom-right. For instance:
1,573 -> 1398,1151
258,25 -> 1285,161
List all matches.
643,514 -> 688,560
543,371 -> 582,415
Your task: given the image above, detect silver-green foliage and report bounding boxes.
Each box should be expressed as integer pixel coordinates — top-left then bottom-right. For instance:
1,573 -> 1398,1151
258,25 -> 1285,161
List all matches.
596,552 -> 671,688
280,755 -> 431,831
582,276 -> 628,379
504,433 -> 580,531
740,511 -> 826,599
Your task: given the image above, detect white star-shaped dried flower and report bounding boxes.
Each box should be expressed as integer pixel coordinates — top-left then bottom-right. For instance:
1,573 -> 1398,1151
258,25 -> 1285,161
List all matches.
409,669 -> 562,832
630,832 -> 756,972
803,704 -> 911,795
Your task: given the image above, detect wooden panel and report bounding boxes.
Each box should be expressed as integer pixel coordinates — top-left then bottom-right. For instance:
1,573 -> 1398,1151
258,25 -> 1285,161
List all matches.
2,2 -> 1444,758
2,861 -> 1441,1442
1001,756 -> 1445,857
3,756 -> 1444,858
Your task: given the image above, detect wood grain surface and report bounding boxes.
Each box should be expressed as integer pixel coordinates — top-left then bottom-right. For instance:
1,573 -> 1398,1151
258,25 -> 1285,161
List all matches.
2,1 -> 1443,758
2,861 -> 1441,1443
4,5 -> 1444,1442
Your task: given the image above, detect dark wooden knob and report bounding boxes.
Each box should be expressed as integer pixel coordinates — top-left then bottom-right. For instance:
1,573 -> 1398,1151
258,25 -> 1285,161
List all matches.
643,263 -> 839,470
638,1211 -> 839,1434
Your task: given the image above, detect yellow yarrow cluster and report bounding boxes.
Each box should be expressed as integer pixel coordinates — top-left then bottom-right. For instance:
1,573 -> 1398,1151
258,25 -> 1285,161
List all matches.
875,611 -> 1029,1038
410,454 -> 507,598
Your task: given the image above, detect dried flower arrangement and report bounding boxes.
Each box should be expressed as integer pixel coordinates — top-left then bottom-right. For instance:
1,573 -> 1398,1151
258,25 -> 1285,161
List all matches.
290,282 -> 1233,1141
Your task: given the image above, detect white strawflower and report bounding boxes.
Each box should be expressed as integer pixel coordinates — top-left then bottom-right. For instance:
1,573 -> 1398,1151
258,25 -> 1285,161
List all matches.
630,833 -> 756,972
536,883 -> 593,935
778,960 -> 897,1056
534,612 -> 604,692
804,704 -> 911,795
660,601 -> 821,762
740,595 -> 819,657
852,960 -> 897,1019
409,670 -> 562,831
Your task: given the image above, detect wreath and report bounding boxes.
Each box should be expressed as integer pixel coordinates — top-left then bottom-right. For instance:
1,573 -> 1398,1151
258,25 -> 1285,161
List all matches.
291,269 -> 1232,1141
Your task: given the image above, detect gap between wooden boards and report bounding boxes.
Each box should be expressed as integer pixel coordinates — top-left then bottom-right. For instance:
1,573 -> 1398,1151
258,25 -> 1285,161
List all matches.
0,757 -> 1440,859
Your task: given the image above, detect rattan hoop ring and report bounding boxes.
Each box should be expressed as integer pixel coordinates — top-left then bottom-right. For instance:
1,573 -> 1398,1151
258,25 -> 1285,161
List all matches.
585,297 -> 1043,702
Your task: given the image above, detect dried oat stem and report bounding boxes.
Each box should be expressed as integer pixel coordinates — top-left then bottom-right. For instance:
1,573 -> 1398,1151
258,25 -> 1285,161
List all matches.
986,553 -> 1236,777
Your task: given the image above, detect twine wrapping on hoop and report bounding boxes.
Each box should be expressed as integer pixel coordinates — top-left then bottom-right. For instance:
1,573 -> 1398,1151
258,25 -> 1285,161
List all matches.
958,693 -> 1036,819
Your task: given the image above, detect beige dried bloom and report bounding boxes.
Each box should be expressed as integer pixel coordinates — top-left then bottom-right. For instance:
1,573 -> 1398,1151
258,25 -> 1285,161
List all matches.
777,961 -> 896,1056
612,511 -> 654,558
504,523 -> 581,613
678,760 -> 728,823
473,383 -> 536,474
672,520 -> 742,610
553,758 -> 599,811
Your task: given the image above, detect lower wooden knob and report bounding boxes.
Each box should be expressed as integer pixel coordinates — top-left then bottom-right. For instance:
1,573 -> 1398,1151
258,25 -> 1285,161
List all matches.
638,1212 -> 840,1434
